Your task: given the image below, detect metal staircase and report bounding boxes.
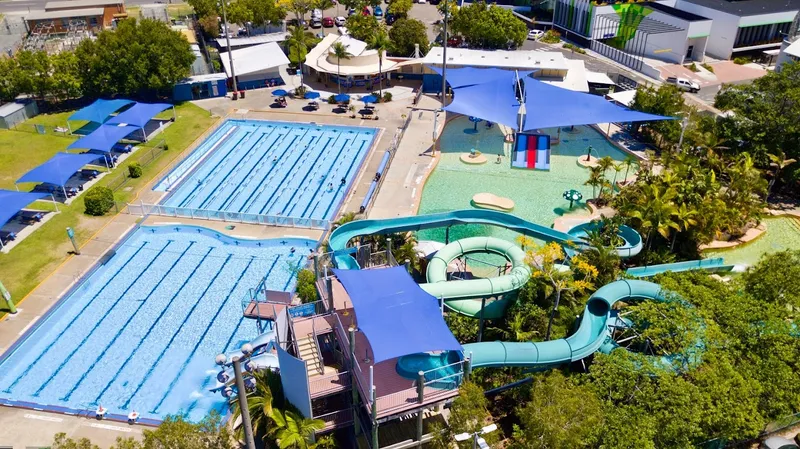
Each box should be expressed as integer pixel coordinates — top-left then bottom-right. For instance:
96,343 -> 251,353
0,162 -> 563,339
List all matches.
297,335 -> 324,377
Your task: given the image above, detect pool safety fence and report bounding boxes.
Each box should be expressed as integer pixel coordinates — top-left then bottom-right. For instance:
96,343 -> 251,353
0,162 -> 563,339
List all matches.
316,408 -> 354,431
124,202 -> 331,229
106,139 -> 168,192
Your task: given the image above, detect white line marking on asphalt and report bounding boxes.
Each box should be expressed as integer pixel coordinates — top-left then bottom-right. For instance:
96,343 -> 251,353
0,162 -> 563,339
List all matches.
24,413 -> 63,423
85,422 -> 138,433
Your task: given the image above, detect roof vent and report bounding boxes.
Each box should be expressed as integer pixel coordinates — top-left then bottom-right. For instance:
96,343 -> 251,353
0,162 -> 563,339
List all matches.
535,60 -> 540,64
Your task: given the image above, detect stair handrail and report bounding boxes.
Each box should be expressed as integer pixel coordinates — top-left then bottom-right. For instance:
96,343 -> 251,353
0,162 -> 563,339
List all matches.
311,316 -> 325,375
286,307 -> 300,358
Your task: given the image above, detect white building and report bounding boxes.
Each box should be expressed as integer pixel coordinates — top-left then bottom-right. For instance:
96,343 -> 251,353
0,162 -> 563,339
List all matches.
220,42 -> 290,89
303,33 -> 399,89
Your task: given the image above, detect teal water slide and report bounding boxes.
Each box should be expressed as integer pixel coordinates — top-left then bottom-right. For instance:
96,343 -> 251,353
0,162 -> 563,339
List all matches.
328,209 -> 642,319
463,279 -> 666,369
625,258 -> 735,278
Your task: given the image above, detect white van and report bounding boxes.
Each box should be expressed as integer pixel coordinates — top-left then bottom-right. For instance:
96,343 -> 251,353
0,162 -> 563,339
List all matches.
311,8 -> 323,20
665,76 -> 700,93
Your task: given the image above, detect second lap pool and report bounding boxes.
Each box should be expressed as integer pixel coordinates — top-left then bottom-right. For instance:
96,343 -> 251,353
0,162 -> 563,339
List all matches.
0,226 -> 316,422
156,120 -> 377,223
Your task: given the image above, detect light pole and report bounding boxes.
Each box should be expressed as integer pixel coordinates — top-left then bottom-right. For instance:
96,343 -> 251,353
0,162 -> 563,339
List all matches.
455,423 -> 497,449
220,0 -> 238,96
440,0 -> 449,104
216,343 -> 255,449
677,114 -> 690,151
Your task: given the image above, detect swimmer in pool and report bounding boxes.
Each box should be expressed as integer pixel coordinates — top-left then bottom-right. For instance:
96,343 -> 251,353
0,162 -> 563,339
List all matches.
327,183 -> 333,191
273,156 -> 278,163
290,247 -> 296,254
340,177 -> 346,186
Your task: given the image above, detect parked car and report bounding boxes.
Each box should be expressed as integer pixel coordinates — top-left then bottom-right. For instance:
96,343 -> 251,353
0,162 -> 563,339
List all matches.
287,18 -> 308,29
311,8 -> 322,20
761,437 -> 799,449
385,13 -> 398,24
338,26 -> 349,35
335,16 -> 346,26
348,7 -> 356,15
322,16 -> 335,27
373,5 -> 383,17
362,6 -> 370,15
310,18 -> 322,28
665,76 -> 700,93
528,29 -> 544,40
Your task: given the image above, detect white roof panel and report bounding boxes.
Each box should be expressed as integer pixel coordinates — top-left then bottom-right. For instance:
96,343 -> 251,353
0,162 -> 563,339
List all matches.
220,42 -> 290,77
26,7 -> 103,20
422,47 -> 569,71
585,71 -> 615,85
215,32 -> 289,49
784,39 -> 800,58
608,89 -> 637,106
45,0 -> 120,9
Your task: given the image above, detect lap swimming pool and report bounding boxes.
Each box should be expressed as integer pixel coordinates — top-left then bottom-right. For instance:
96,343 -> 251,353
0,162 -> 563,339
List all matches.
0,226 -> 315,422
156,120 -> 377,223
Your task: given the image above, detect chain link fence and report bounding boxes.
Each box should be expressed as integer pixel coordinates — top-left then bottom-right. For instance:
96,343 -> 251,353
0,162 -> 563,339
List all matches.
105,139 -> 167,192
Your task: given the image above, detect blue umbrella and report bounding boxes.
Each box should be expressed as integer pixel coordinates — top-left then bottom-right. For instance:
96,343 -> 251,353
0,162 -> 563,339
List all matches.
334,93 -> 350,102
304,91 -> 321,99
469,116 -> 482,131
361,95 -> 378,104
272,89 -> 288,96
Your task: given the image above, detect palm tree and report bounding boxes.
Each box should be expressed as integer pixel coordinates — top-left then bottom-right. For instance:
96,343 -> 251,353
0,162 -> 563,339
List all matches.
584,166 -> 603,198
767,151 -> 797,196
629,185 -> 680,251
597,156 -> 615,197
611,162 -> 624,195
231,369 -> 280,442
368,31 -> 391,99
287,25 -> 312,89
270,409 -> 326,449
330,41 -> 351,95
671,202 -> 698,251
622,154 -> 638,184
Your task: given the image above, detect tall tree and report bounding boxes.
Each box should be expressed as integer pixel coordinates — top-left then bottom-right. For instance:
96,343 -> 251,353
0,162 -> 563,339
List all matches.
330,41 -> 351,95
388,18 -> 430,57
430,381 -> 499,449
367,31 -> 391,98
584,165 -> 603,198
287,25 -> 318,88
450,1 -> 527,49
630,84 -> 685,147
387,0 -> 412,17
75,18 -> 194,99
344,14 -> 381,42
766,150 -> 796,195
270,409 -> 326,449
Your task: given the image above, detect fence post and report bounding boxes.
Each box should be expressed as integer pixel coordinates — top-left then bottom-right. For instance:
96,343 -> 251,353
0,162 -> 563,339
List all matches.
417,371 -> 425,403
326,277 -> 334,312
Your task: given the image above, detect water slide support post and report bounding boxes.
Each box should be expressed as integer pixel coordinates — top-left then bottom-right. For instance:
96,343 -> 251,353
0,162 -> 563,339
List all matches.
349,326 -> 360,435
326,277 -> 334,312
385,238 -> 392,264
233,357 -> 257,449
416,407 -> 424,446
369,366 -> 374,399
405,259 -> 411,274
445,226 -> 450,244
313,252 -> 320,278
477,297 -> 486,342
417,371 -> 425,403
464,352 -> 472,382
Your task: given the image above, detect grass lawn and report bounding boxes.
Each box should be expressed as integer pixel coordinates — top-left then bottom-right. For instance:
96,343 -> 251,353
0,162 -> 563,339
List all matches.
0,102 -> 216,314
168,3 -> 194,19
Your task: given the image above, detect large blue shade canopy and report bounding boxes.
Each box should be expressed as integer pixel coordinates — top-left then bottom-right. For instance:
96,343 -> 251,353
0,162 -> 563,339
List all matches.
443,78 -> 523,130
68,99 -> 135,124
0,189 -> 50,228
431,66 -> 531,89
105,103 -> 172,128
332,266 -> 462,363
522,77 -> 671,131
17,152 -> 104,187
67,124 -> 140,152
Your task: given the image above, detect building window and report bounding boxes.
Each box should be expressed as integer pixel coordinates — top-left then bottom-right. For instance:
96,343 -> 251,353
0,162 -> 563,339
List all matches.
90,16 -> 98,25
734,22 -> 792,48
62,19 -> 69,27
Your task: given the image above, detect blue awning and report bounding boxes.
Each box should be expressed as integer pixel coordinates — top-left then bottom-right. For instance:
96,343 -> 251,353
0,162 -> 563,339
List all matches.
17,152 -> 104,187
0,189 -> 50,228
522,77 -> 671,131
105,103 -> 172,128
67,124 -> 140,152
332,266 -> 462,363
430,66 -> 531,89
444,80 -> 523,130
68,99 -> 135,124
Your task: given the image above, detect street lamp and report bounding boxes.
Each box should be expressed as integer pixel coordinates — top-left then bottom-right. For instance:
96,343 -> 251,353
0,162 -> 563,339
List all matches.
440,0 -> 449,104
216,343 -> 256,449
677,113 -> 690,151
219,0 -> 238,97
454,423 -> 497,449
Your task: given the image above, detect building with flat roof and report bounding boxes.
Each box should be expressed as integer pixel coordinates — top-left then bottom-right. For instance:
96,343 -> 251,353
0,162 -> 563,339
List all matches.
25,0 -> 126,33
220,42 -> 289,89
304,33 -> 399,89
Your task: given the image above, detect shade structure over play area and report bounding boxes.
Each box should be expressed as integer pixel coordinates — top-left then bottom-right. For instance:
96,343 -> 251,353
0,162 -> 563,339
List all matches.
67,99 -> 135,125
435,66 -> 671,131
0,190 -> 53,228
16,152 -> 104,195
332,266 -> 462,363
67,124 -> 140,152
105,103 -> 174,128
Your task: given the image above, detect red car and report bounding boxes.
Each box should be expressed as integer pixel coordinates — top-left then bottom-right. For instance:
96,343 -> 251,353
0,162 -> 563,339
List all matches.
322,16 -> 334,27
362,6 -> 370,15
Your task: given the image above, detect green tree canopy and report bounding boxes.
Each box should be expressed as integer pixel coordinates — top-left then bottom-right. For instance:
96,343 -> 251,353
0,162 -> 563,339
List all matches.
75,18 -> 194,99
450,1 -> 526,49
387,0 -> 412,16
345,13 -> 381,42
629,83 -> 685,148
388,18 -> 430,57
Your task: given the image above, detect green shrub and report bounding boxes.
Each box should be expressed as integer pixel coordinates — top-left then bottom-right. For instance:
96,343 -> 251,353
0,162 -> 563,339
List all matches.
733,57 -> 749,65
689,62 -> 699,72
84,186 -> 115,216
327,94 -> 337,104
294,85 -> 307,97
295,269 -> 319,303
540,29 -> 561,44
382,92 -> 392,102
563,43 -> 586,54
128,162 -> 142,178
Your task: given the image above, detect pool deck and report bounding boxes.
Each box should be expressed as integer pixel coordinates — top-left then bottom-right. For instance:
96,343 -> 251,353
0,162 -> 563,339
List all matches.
0,86 -> 441,446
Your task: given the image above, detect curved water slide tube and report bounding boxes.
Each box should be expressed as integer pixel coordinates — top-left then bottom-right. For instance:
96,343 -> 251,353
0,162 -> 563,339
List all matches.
462,279 -> 666,369
566,221 -> 643,259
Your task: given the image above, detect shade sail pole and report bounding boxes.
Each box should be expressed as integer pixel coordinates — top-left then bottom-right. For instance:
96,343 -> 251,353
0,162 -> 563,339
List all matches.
51,194 -> 59,212
62,185 -> 67,199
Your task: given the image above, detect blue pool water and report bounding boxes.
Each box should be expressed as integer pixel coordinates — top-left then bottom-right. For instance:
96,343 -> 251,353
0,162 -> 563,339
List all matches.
157,120 -> 377,222
0,226 -> 316,422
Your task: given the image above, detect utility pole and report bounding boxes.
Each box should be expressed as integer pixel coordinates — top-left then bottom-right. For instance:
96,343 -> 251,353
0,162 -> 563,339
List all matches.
440,0 -> 449,104
233,357 -> 256,449
220,0 -> 238,96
